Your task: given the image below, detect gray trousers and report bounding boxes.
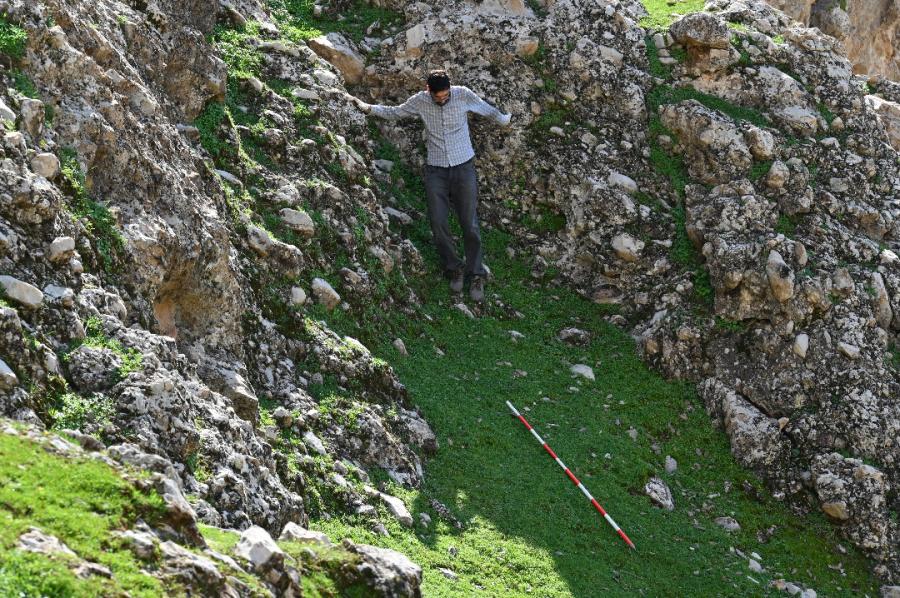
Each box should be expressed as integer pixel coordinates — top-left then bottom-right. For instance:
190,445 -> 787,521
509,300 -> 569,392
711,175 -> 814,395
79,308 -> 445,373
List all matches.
423,158 -> 486,277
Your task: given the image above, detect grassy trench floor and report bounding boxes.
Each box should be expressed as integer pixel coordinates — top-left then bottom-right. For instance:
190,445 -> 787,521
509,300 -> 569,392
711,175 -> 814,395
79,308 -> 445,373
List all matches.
309,230 -> 879,596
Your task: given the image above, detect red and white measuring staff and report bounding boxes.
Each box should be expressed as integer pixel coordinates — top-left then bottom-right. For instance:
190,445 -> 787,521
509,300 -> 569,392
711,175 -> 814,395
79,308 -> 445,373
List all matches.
506,400 -> 635,550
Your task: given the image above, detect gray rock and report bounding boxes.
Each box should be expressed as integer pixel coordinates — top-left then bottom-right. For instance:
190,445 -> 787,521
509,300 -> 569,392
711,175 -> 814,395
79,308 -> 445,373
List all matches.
235,525 -> 283,568
0,358 -> 19,391
714,516 -> 741,532
665,455 -> 678,474
645,476 -> 674,510
793,334 -> 809,359
31,153 -> 61,179
611,233 -> 644,262
607,171 -> 638,195
570,364 -> 595,381
17,528 -> 77,556
280,208 -> 315,237
308,32 -> 365,84
19,99 -> 45,138
0,276 -> 43,309
290,286 -> 307,305
49,236 -> 76,262
378,492 -> 414,527
346,541 -> 423,597
312,277 -> 341,310
0,98 -> 14,123
669,13 -> 730,49
766,250 -> 794,301
279,522 -> 333,545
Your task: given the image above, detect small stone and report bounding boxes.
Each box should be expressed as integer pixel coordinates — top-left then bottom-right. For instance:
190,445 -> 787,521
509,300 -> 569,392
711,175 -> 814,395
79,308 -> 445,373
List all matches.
766,250 -> 794,301
311,278 -> 341,310
607,171 -> 638,195
714,516 -> 740,532
837,342 -> 860,360
454,303 -> 475,319
303,431 -> 327,455
418,512 -> 432,527
748,558 -> 763,573
235,526 -> 283,568
822,500 -> 850,520
280,208 -> 315,237
378,492 -> 414,527
611,233 -> 644,262
49,236 -> 76,262
0,98 -> 15,123
393,338 -> 408,355
280,522 -> 333,545
570,364 -> 595,381
290,286 -> 307,305
17,528 -> 77,556
0,275 -> 43,308
439,567 -> 458,581
793,334 -> 809,359
0,358 -> 19,391
549,126 -> 565,137
665,455 -> 677,474
645,476 -> 674,510
31,153 -> 60,179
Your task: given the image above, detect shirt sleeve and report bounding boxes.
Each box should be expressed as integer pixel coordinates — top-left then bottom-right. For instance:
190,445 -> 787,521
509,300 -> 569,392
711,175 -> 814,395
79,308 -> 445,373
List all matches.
369,92 -> 423,121
461,86 -> 509,125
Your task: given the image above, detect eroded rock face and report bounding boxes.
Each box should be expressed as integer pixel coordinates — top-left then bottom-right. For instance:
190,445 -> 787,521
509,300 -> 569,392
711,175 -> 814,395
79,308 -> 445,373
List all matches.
765,0 -> 899,80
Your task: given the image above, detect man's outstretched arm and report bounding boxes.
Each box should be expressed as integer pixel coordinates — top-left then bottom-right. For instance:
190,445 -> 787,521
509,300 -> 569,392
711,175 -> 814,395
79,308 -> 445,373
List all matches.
349,92 -> 423,121
461,87 -> 511,127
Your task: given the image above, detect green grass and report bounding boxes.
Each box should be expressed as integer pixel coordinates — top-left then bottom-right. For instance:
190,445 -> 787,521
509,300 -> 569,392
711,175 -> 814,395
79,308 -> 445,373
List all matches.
10,69 -> 38,98
268,0 -> 404,44
0,431 -> 169,596
0,15 -> 27,59
645,35 -> 672,80
299,194 -> 878,596
639,0 -> 706,29
647,85 -> 769,129
59,150 -> 126,274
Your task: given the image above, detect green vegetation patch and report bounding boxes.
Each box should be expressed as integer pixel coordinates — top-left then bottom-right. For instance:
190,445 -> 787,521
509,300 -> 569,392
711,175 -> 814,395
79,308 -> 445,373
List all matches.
0,15 -> 27,59
269,0 -> 405,44
0,431 -> 168,597
59,150 -> 126,274
639,0 -> 706,30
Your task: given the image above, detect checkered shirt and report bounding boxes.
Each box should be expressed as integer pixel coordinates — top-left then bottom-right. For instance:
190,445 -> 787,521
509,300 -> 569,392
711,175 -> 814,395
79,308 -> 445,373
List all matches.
369,85 -> 509,167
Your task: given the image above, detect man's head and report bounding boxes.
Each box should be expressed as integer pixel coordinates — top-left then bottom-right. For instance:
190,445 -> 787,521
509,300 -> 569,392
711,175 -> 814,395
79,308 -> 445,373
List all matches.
426,69 -> 451,105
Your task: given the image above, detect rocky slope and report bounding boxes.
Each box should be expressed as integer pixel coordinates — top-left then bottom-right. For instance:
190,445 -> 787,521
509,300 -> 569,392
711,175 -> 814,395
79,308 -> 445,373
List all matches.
0,0 -> 899,593
765,0 -> 899,80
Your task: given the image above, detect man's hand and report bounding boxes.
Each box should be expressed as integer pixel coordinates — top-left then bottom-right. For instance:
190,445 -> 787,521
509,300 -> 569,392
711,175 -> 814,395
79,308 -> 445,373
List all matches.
345,93 -> 372,114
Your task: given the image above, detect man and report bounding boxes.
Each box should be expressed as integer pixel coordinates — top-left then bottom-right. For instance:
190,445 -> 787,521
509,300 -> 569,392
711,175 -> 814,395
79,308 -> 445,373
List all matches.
348,69 -> 512,302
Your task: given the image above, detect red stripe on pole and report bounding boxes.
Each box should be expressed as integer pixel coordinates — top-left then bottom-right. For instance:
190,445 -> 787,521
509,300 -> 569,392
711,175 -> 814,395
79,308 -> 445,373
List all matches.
506,401 -> 635,551
590,498 -> 607,516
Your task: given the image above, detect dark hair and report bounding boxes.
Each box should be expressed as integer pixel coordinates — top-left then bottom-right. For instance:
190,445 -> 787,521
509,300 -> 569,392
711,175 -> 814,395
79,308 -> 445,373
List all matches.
426,69 -> 451,92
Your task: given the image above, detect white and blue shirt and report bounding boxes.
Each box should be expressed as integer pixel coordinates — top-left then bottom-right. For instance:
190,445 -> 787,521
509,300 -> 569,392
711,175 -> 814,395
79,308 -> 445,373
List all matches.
370,85 -> 510,167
